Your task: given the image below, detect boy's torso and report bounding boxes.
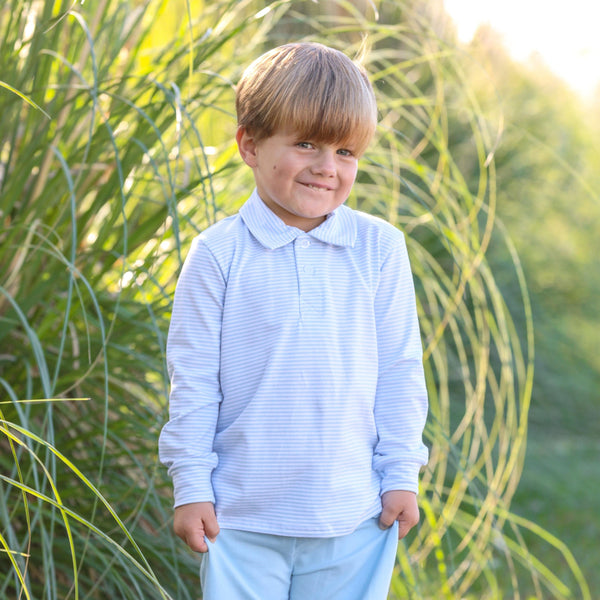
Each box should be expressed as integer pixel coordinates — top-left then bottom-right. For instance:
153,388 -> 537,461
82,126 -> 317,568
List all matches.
195,192 -> 404,536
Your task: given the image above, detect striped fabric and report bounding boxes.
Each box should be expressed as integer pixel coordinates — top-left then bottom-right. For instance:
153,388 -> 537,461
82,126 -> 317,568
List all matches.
158,189 -> 428,537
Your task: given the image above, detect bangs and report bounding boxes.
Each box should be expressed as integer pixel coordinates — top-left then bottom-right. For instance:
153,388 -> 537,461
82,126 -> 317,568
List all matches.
274,75 -> 377,156
237,43 -> 378,156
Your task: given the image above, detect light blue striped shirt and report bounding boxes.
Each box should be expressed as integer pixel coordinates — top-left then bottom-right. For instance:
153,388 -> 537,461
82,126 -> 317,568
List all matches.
159,189 -> 428,537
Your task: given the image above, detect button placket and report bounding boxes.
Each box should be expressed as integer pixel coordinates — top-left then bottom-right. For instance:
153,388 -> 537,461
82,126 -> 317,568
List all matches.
296,237 -> 320,317
296,237 -> 313,316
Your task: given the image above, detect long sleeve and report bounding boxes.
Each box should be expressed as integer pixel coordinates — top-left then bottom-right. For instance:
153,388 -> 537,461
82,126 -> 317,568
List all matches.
158,237 -> 225,507
372,233 -> 429,494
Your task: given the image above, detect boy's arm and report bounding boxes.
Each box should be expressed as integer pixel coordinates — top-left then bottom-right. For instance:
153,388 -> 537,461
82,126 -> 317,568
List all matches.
373,232 -> 428,521
158,237 -> 225,512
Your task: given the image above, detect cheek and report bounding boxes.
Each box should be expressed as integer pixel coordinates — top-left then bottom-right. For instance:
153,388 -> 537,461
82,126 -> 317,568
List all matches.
342,167 -> 358,190
270,162 -> 295,182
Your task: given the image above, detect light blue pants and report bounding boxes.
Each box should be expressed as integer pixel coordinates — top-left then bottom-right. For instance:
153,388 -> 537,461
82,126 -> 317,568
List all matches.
199,518 -> 399,600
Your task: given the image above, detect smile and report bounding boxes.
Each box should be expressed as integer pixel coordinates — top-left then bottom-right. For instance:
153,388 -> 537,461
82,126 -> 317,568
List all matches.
303,183 -> 331,191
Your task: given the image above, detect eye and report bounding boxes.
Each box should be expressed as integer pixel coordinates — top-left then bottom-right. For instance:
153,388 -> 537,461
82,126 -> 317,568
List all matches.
337,148 -> 354,157
296,141 -> 314,149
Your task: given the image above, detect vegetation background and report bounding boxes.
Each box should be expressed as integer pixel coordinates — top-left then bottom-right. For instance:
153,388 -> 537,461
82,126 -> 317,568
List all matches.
1,0 -> 598,598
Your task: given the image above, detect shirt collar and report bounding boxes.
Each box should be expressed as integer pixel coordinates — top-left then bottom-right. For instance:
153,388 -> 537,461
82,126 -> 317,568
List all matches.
239,189 -> 357,250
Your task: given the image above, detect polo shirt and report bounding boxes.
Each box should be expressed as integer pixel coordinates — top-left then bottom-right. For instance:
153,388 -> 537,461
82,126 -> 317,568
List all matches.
159,189 -> 428,537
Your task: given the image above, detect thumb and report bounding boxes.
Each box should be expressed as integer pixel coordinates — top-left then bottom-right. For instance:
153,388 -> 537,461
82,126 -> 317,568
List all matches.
203,512 -> 220,543
185,526 -> 210,553
378,504 -> 397,530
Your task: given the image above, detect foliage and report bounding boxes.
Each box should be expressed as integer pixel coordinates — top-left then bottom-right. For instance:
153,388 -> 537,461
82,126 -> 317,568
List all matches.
0,0 -> 594,598
469,26 -> 600,429
463,24 -> 600,594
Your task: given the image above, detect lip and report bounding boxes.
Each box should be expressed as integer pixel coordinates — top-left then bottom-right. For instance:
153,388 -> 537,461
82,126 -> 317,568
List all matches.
299,181 -> 333,191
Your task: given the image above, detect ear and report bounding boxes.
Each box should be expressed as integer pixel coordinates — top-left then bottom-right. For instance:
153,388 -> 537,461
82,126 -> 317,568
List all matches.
236,127 -> 259,168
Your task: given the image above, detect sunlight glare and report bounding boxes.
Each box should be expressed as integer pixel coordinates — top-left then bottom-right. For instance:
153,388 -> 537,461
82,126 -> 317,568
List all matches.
444,0 -> 600,100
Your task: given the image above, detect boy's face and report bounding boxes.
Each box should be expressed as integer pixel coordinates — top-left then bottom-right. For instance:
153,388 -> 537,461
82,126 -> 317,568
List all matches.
237,128 -> 359,232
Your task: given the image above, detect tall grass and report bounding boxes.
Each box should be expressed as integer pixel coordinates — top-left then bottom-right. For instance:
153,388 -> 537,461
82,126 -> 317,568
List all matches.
0,0 -> 590,598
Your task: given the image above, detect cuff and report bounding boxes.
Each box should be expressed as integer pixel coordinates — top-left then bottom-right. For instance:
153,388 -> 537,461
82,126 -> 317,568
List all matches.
170,465 -> 216,508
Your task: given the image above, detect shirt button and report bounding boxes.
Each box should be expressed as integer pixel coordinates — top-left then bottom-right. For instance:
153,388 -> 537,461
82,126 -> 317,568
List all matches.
300,239 -> 310,248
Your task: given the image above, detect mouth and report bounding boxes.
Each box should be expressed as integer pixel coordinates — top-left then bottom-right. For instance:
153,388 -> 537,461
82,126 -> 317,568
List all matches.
302,182 -> 332,192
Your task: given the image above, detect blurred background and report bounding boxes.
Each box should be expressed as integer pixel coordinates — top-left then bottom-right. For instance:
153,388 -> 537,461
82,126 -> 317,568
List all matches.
1,0 -> 598,598
445,0 -> 600,594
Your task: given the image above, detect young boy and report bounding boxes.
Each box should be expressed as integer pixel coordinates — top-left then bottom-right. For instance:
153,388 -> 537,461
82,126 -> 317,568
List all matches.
159,42 -> 429,599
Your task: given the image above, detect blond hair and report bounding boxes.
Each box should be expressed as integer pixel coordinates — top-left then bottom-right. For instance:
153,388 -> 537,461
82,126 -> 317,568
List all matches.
236,43 -> 377,156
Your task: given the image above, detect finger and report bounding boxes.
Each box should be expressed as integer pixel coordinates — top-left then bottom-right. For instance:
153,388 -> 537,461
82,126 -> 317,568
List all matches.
185,528 -> 209,553
397,519 -> 412,540
378,506 -> 398,530
204,516 -> 220,543
397,511 -> 420,539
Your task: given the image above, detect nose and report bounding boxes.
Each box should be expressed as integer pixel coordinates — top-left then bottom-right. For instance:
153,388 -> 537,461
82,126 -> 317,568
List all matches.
311,148 -> 336,177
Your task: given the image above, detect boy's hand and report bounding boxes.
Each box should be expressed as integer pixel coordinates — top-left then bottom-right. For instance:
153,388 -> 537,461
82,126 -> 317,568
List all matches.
379,490 -> 420,539
173,502 -> 220,553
